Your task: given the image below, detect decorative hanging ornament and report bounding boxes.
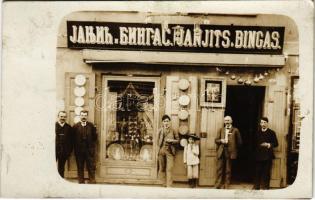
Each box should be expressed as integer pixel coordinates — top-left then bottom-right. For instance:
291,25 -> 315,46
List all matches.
254,75 -> 260,83
264,71 -> 269,76
259,73 -> 264,80
231,74 -> 236,80
245,79 -> 252,86
237,78 -> 244,84
225,71 -> 230,75
216,67 -> 222,72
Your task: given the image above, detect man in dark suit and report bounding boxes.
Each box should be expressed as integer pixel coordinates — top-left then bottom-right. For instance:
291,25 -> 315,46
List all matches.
253,117 -> 278,190
73,110 -> 97,184
55,111 -> 73,178
214,116 -> 242,189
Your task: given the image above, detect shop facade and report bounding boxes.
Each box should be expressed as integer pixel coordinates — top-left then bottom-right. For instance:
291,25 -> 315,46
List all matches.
56,11 -> 299,187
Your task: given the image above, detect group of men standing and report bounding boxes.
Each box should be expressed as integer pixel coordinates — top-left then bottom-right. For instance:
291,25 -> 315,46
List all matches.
214,115 -> 278,190
56,110 -> 278,189
55,110 -> 97,184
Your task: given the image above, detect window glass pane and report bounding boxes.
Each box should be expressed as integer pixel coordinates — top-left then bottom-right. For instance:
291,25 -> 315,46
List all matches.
106,80 -> 155,162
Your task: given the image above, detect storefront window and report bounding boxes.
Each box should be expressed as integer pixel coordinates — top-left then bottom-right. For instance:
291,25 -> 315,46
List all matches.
105,80 -> 155,162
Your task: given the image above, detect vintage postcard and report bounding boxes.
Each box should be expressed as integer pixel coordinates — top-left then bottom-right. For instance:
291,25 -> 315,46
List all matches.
1,0 -> 313,198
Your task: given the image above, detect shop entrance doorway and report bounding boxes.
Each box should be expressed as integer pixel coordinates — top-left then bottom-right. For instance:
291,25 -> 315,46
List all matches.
225,85 -> 265,184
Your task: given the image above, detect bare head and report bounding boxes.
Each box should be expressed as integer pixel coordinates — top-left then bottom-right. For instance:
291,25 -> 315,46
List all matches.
58,111 -> 67,123
224,116 -> 233,127
162,114 -> 171,129
80,110 -> 88,122
260,117 -> 269,129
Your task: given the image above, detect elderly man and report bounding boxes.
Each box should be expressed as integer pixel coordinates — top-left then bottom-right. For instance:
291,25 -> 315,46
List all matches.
55,111 -> 73,178
214,116 -> 242,189
253,117 -> 278,190
73,110 -> 97,184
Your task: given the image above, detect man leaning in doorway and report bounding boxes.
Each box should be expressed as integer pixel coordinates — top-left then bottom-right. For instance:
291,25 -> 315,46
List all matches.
73,110 -> 98,184
55,111 -> 73,178
214,115 -> 242,189
253,117 -> 278,190
157,114 -> 179,187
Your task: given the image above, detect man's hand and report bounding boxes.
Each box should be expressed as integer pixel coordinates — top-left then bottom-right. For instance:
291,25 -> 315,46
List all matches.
260,142 -> 271,148
220,139 -> 227,144
166,139 -> 178,144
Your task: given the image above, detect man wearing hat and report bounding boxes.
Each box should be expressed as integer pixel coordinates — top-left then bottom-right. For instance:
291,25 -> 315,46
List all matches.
214,115 -> 242,189
253,117 -> 278,190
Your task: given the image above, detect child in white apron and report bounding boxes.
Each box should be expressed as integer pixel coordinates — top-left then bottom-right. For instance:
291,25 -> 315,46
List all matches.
183,134 -> 200,188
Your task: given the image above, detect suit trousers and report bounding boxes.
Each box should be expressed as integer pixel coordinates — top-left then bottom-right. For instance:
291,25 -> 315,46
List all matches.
75,150 -> 96,183
56,154 -> 68,178
254,160 -> 272,189
158,150 -> 174,187
215,149 -> 232,188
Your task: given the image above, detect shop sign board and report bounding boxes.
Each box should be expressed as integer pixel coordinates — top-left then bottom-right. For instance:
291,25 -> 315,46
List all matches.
67,21 -> 285,54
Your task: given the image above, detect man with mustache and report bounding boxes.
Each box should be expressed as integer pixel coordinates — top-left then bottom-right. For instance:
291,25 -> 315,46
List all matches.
253,117 -> 278,190
214,115 -> 242,189
55,111 -> 73,178
73,110 -> 98,184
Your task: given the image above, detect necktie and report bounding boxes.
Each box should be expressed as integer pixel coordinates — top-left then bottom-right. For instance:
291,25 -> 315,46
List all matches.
224,127 -> 230,143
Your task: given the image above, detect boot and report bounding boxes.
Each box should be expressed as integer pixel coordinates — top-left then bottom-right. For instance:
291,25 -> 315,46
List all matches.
188,179 -> 194,188
194,178 -> 198,188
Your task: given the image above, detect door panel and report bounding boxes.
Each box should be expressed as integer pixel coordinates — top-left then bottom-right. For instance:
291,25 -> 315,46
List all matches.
199,108 -> 224,186
264,85 -> 287,187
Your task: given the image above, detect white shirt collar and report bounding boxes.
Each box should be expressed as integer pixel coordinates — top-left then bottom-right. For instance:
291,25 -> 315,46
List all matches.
81,121 -> 87,127
226,125 -> 232,129
58,121 -> 65,127
262,128 -> 267,132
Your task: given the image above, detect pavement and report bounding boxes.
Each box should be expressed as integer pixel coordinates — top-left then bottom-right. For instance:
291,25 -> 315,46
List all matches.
66,178 -> 253,190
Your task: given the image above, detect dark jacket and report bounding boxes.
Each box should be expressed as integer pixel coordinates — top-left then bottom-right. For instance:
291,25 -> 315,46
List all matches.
215,126 -> 242,159
73,121 -> 97,155
255,128 -> 278,161
55,122 -> 73,159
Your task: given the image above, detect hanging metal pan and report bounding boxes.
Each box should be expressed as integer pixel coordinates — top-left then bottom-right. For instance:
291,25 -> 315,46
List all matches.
178,95 -> 190,106
178,125 -> 189,135
178,109 -> 189,120
178,79 -> 190,91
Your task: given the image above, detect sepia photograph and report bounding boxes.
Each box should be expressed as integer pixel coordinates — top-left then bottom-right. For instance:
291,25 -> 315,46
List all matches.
57,10 -> 299,189
1,1 -> 313,198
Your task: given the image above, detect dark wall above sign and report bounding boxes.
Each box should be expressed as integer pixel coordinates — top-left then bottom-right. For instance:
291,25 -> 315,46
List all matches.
67,21 -> 285,55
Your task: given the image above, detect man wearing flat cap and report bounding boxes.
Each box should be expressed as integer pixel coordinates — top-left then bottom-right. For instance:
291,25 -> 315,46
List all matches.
214,115 -> 242,189
253,117 -> 278,190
